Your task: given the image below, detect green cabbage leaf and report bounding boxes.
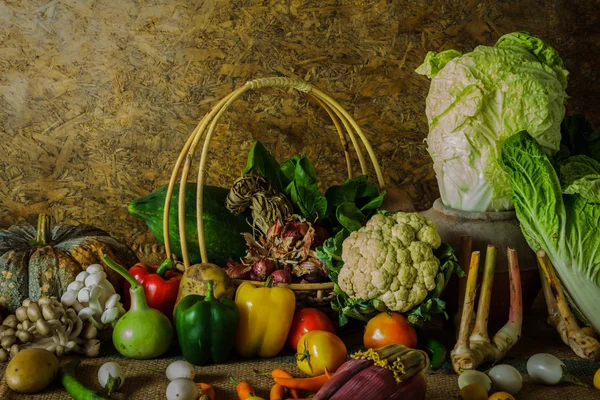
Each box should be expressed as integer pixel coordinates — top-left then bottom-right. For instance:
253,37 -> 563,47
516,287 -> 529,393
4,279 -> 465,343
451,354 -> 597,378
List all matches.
499,130 -> 600,332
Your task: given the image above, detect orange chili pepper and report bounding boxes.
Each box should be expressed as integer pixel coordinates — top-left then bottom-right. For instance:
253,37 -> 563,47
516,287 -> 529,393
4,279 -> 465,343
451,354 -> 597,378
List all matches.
270,383 -> 285,400
230,376 -> 263,400
273,370 -> 331,392
197,382 -> 215,400
271,369 -> 299,399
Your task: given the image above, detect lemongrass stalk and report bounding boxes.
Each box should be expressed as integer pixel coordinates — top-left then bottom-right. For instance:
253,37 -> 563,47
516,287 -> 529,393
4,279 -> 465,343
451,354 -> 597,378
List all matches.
452,252 -> 480,358
455,236 -> 473,335
492,247 -> 522,354
471,245 -> 497,342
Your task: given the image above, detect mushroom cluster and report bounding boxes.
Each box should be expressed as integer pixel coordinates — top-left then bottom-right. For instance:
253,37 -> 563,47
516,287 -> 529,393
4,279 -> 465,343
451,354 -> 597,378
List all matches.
0,296 -> 100,362
60,264 -> 125,329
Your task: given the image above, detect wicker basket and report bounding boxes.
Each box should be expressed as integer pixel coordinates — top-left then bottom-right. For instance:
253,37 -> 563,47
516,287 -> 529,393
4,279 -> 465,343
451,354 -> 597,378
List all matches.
161,77 -> 385,313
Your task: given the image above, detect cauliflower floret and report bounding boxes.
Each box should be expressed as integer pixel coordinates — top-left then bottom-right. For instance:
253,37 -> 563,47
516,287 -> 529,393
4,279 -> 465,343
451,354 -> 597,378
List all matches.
338,212 -> 442,313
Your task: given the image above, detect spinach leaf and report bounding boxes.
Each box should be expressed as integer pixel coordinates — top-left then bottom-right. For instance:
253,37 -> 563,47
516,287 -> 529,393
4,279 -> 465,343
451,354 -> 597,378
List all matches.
288,157 -> 327,220
243,141 -> 286,192
336,202 -> 365,232
280,155 -> 301,188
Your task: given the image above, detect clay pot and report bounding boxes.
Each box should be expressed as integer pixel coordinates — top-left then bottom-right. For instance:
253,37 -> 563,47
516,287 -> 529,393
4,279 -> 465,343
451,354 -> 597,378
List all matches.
421,198 -> 541,333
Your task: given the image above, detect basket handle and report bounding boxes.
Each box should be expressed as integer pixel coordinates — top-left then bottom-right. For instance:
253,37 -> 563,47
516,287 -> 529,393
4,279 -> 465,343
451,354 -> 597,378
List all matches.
163,77 -> 385,269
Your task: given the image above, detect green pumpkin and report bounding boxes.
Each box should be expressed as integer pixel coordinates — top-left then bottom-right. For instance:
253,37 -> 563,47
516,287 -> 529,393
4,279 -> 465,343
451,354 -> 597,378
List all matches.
0,214 -> 138,314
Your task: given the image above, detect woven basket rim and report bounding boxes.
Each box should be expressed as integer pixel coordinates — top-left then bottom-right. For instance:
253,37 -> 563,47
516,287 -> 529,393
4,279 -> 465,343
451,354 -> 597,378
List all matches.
162,76 -> 385,280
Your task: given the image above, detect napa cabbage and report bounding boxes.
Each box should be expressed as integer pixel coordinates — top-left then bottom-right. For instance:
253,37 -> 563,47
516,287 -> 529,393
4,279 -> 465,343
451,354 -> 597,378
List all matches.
499,128 -> 600,333
416,32 -> 569,212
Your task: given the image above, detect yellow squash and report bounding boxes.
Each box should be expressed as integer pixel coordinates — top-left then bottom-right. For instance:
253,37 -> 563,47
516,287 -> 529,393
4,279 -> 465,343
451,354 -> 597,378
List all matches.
234,280 -> 296,358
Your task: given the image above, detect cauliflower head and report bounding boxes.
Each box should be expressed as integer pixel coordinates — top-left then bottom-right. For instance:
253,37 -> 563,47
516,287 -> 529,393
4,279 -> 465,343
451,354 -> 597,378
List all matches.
337,212 -> 442,313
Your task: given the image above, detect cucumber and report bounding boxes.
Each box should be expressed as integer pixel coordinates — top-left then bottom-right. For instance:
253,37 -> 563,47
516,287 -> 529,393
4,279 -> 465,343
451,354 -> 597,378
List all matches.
129,184 -> 251,266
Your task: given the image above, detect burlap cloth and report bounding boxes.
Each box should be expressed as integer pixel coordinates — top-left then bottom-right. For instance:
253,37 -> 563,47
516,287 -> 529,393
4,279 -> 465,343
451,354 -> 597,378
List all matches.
2,307 -> 600,399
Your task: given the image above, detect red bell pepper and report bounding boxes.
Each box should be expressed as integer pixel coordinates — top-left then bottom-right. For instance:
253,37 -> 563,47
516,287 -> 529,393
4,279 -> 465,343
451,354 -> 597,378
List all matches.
123,259 -> 182,318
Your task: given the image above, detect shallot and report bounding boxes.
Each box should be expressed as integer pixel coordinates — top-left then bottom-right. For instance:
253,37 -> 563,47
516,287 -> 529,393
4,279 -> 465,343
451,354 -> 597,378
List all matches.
252,258 -> 275,281
270,270 -> 292,284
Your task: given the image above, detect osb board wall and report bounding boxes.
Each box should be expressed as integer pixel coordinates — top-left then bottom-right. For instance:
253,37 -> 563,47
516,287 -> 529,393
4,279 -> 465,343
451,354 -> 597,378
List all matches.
0,0 -> 598,248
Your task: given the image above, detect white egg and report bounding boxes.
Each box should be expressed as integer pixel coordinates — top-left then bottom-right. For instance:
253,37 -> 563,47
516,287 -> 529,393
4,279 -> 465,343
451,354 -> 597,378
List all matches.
166,378 -> 198,400
458,369 -> 492,392
488,364 -> 522,395
166,360 -> 196,381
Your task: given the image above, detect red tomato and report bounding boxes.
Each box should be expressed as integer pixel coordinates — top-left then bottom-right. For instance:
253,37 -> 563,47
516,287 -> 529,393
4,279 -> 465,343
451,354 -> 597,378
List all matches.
363,312 -> 418,349
287,308 -> 336,349
296,330 -> 347,376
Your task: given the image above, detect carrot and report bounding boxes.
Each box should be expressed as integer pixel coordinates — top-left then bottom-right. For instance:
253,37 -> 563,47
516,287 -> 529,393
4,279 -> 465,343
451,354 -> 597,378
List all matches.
230,375 -> 258,400
270,383 -> 285,400
197,383 -> 215,400
273,370 -> 331,392
271,369 -> 299,399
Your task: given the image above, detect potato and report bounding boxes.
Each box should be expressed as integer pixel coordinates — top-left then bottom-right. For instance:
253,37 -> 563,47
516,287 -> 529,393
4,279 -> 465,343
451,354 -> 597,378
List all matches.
5,348 -> 59,393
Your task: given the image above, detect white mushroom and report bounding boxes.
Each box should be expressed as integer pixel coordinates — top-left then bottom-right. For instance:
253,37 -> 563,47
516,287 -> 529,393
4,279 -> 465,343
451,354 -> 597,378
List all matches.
78,288 -> 91,303
76,271 -> 90,282
67,281 -> 85,292
85,271 -> 107,287
61,290 -> 78,307
78,307 -> 96,320
105,294 -> 121,310
101,308 -> 120,325
88,286 -> 104,317
86,264 -> 104,274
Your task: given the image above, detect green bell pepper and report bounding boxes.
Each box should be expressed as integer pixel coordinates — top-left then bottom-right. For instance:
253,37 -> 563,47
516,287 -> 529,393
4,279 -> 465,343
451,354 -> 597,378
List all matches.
175,280 -> 239,366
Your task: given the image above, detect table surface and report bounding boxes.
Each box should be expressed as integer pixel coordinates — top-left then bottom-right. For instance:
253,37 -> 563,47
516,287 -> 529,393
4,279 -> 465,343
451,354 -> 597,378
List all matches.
2,307 -> 600,399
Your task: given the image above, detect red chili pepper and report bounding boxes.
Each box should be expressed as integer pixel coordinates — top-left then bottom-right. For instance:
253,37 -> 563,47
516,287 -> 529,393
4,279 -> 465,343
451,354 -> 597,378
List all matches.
123,259 -> 181,318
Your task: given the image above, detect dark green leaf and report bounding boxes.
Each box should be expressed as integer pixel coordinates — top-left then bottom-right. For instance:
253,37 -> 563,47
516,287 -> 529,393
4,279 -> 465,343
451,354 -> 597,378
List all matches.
336,202 -> 365,232
280,155 -> 301,187
243,141 -> 286,191
325,180 -> 359,209
287,157 -> 327,220
560,155 -> 600,203
559,114 -> 600,163
360,190 -> 386,212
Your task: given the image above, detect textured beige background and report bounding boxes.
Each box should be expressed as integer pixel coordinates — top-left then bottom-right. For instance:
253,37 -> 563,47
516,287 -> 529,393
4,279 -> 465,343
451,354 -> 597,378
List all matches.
0,0 -> 598,247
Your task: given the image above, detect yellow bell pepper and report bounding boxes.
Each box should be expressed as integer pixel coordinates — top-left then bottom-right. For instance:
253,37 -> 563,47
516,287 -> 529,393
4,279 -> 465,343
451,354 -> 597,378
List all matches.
234,279 -> 296,358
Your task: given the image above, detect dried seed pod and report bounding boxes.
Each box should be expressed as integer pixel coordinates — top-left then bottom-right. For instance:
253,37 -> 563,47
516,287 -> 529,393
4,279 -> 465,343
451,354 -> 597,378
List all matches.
16,323 -> 22,331
0,348 -> 7,362
1,336 -> 16,349
0,326 -> 6,334
27,303 -> 42,322
16,330 -> 32,343
15,307 -> 28,322
35,319 -> 52,336
9,344 -> 19,358
3,315 -> 18,328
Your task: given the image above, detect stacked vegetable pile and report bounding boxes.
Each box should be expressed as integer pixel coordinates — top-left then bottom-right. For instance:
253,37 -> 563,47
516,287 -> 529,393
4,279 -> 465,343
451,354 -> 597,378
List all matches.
222,141 -> 386,285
